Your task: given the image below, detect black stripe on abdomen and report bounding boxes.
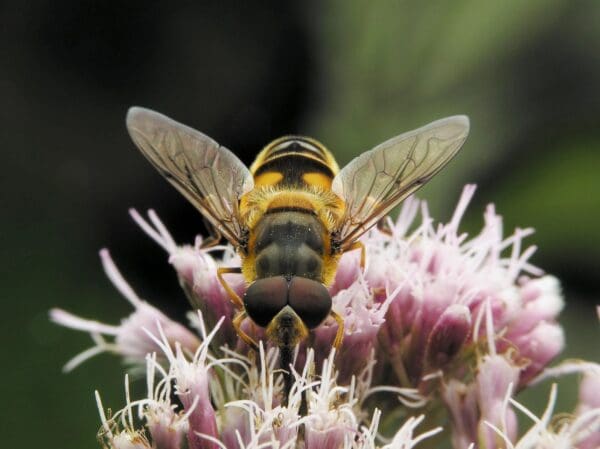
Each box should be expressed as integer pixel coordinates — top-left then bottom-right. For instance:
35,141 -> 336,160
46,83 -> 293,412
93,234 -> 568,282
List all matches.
265,206 -> 317,216
254,153 -> 334,186
268,139 -> 326,162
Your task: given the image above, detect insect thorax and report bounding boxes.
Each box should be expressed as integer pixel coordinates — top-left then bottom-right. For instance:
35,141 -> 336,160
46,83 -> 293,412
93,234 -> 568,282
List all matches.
239,135 -> 346,284
251,211 -> 326,282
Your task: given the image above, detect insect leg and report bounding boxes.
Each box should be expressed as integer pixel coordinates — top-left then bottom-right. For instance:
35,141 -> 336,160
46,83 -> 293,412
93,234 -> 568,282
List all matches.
217,267 -> 244,309
200,217 -> 223,248
330,310 -> 345,349
345,241 -> 366,270
232,310 -> 259,351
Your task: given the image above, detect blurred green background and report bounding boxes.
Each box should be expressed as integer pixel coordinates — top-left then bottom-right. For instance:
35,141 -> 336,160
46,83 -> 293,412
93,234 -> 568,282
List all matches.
2,1 -> 599,448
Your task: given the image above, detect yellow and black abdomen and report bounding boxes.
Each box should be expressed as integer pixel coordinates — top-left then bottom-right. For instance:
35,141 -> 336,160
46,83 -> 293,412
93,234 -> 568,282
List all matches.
241,136 -> 343,285
249,136 -> 340,189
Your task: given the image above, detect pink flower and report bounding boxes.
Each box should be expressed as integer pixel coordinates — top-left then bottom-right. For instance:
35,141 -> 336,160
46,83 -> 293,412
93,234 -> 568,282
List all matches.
575,367 -> 600,449
424,304 -> 472,373
442,307 -> 520,449
130,209 -> 244,347
300,352 -> 358,448
312,276 -> 392,383
50,249 -> 200,370
476,356 -> 519,448
145,316 -> 224,449
485,381 -> 600,449
95,385 -> 154,449
442,379 -> 479,449
51,185 -> 599,449
143,355 -> 188,449
351,186 -> 565,394
509,320 -> 565,385
90,314 -> 442,449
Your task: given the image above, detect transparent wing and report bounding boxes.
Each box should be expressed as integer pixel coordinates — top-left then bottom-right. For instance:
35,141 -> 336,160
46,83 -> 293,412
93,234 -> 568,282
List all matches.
126,107 -> 254,247
331,115 -> 469,250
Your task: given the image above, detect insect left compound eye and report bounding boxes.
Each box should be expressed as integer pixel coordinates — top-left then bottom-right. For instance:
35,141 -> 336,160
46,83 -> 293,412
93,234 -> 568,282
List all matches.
287,277 -> 332,329
243,277 -> 288,327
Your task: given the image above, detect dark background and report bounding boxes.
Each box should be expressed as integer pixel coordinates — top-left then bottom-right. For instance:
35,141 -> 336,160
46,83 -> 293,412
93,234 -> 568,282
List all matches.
2,2 -> 599,448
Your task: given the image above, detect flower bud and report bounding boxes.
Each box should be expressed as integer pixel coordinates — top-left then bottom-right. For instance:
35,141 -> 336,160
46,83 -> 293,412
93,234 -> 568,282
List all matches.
575,368 -> 600,449
313,280 -> 389,384
425,304 -> 471,371
476,355 -> 519,448
513,321 -> 564,385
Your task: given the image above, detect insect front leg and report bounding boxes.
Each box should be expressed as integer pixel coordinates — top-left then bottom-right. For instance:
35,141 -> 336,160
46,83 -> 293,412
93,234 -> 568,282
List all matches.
330,310 -> 345,349
232,310 -> 259,351
216,267 -> 244,309
345,241 -> 366,270
218,268 -> 259,351
199,217 -> 223,248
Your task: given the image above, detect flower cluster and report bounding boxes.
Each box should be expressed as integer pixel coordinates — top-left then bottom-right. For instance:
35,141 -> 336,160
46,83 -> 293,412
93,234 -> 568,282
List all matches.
51,185 -> 600,449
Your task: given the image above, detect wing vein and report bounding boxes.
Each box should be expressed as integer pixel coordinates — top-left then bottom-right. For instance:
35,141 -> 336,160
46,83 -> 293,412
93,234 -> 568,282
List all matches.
331,116 -> 469,250
126,107 -> 253,247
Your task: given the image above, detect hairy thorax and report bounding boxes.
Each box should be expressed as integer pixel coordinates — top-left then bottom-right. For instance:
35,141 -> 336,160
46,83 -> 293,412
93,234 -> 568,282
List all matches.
240,187 -> 344,285
251,211 -> 326,281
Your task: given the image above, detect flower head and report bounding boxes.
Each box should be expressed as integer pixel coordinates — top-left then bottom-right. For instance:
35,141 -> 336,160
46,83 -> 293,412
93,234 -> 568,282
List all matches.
50,249 -> 200,371
52,185 -> 599,449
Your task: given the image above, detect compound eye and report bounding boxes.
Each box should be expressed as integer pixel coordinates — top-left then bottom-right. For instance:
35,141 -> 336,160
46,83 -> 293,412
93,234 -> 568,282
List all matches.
288,277 -> 332,329
243,277 -> 288,327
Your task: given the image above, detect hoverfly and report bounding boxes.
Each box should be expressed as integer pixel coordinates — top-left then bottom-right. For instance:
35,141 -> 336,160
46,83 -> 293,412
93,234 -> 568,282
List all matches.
126,107 -> 469,395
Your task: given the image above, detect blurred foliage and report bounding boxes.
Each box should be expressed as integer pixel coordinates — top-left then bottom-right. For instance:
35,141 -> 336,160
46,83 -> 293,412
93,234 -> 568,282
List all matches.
310,0 -> 600,285
2,1 -> 598,448
491,139 -> 600,263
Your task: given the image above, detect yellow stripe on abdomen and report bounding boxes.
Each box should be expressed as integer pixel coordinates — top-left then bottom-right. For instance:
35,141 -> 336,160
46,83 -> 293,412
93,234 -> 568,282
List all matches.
254,171 -> 284,187
302,172 -> 333,190
250,136 -> 340,190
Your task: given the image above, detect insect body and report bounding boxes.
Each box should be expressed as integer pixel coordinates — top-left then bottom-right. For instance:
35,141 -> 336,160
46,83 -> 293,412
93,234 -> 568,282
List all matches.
235,136 -> 346,379
126,107 -> 470,392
